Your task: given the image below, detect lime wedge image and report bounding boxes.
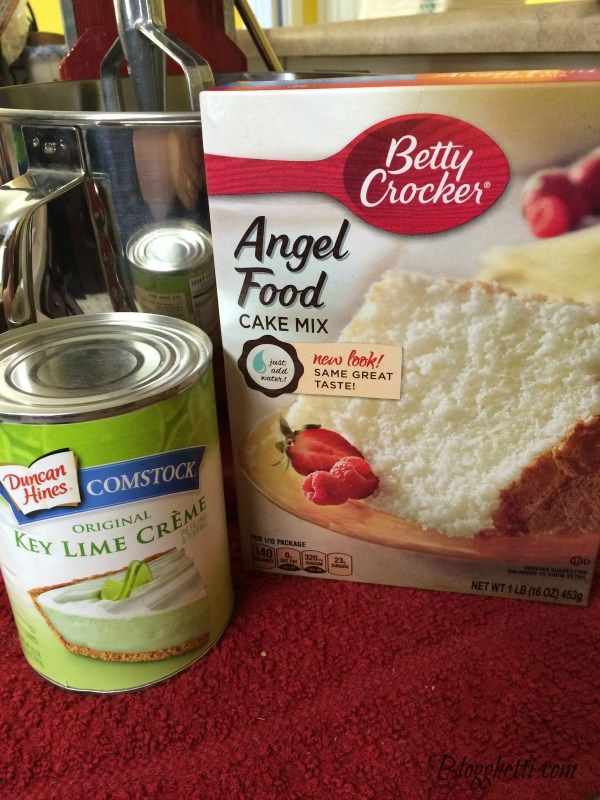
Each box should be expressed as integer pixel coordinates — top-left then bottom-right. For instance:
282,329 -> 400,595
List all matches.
100,560 -> 153,601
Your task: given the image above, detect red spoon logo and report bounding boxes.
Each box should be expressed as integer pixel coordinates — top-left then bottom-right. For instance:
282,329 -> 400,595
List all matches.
343,115 -> 510,233
205,114 -> 510,235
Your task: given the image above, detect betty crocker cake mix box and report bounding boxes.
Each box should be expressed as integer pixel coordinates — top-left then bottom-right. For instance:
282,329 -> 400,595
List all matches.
201,71 -> 600,605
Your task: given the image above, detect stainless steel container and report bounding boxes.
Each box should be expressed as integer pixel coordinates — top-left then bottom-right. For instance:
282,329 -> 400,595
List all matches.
0,73 -> 320,332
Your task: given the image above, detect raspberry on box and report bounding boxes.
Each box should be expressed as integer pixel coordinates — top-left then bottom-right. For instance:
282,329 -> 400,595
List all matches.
330,456 -> 379,500
522,169 -> 590,237
302,471 -> 349,506
570,151 -> 600,213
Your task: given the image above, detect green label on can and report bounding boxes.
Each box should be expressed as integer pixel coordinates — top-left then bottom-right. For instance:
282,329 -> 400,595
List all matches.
133,268 -> 219,337
0,368 -> 232,692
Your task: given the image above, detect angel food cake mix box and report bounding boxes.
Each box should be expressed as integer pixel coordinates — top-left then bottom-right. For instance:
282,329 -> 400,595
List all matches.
201,71 -> 600,605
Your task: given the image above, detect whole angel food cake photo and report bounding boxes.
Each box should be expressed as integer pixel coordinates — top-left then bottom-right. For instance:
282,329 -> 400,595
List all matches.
201,69 -> 600,604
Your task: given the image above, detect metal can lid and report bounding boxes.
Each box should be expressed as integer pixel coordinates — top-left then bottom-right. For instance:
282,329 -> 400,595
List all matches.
127,221 -> 213,275
0,313 -> 213,423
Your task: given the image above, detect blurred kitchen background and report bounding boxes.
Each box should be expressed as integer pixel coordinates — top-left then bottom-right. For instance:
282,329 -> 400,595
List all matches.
0,0 -> 597,86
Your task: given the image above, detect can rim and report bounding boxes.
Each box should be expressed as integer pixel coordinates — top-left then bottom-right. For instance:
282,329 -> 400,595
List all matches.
0,313 -> 213,424
127,221 -> 213,276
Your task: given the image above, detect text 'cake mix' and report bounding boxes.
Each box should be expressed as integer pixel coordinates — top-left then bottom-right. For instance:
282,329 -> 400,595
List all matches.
201,70 -> 600,605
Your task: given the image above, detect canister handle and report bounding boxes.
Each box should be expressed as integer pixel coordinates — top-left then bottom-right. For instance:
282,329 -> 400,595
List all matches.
137,24 -> 214,111
0,127 -> 85,328
101,0 -> 213,113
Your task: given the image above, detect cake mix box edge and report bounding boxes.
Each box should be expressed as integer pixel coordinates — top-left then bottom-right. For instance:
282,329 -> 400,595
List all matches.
201,72 -> 600,606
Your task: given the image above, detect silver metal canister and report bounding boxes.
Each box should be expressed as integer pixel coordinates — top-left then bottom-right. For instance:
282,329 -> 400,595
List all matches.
0,313 -> 233,692
0,74 -> 341,334
127,220 -> 220,340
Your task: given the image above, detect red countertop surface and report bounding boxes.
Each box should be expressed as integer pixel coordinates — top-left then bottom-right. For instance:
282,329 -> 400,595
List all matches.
0,509 -> 599,800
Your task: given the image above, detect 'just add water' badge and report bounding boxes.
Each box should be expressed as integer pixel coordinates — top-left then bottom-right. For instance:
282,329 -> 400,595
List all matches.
239,335 -> 402,400
0,447 -> 205,525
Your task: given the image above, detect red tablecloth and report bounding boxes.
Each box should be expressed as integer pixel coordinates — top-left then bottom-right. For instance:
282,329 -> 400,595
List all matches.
0,527 -> 598,800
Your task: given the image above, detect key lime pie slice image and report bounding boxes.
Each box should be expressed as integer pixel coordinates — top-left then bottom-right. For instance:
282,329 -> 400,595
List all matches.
30,549 -> 211,662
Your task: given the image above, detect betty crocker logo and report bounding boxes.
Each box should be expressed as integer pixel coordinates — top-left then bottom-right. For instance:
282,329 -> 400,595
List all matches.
343,115 -> 510,233
204,114 -> 510,235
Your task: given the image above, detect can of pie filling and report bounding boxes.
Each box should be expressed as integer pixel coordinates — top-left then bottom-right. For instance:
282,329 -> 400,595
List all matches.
127,221 -> 220,343
0,313 -> 233,692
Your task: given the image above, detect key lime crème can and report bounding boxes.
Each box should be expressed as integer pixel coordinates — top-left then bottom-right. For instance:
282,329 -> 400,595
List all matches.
0,313 -> 233,692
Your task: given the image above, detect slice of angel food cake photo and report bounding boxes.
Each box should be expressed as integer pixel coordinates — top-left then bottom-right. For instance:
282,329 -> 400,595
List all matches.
263,270 -> 600,544
30,549 -> 211,662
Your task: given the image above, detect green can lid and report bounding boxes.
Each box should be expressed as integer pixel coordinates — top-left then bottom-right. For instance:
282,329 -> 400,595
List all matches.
0,313 -> 212,423
127,221 -> 212,275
